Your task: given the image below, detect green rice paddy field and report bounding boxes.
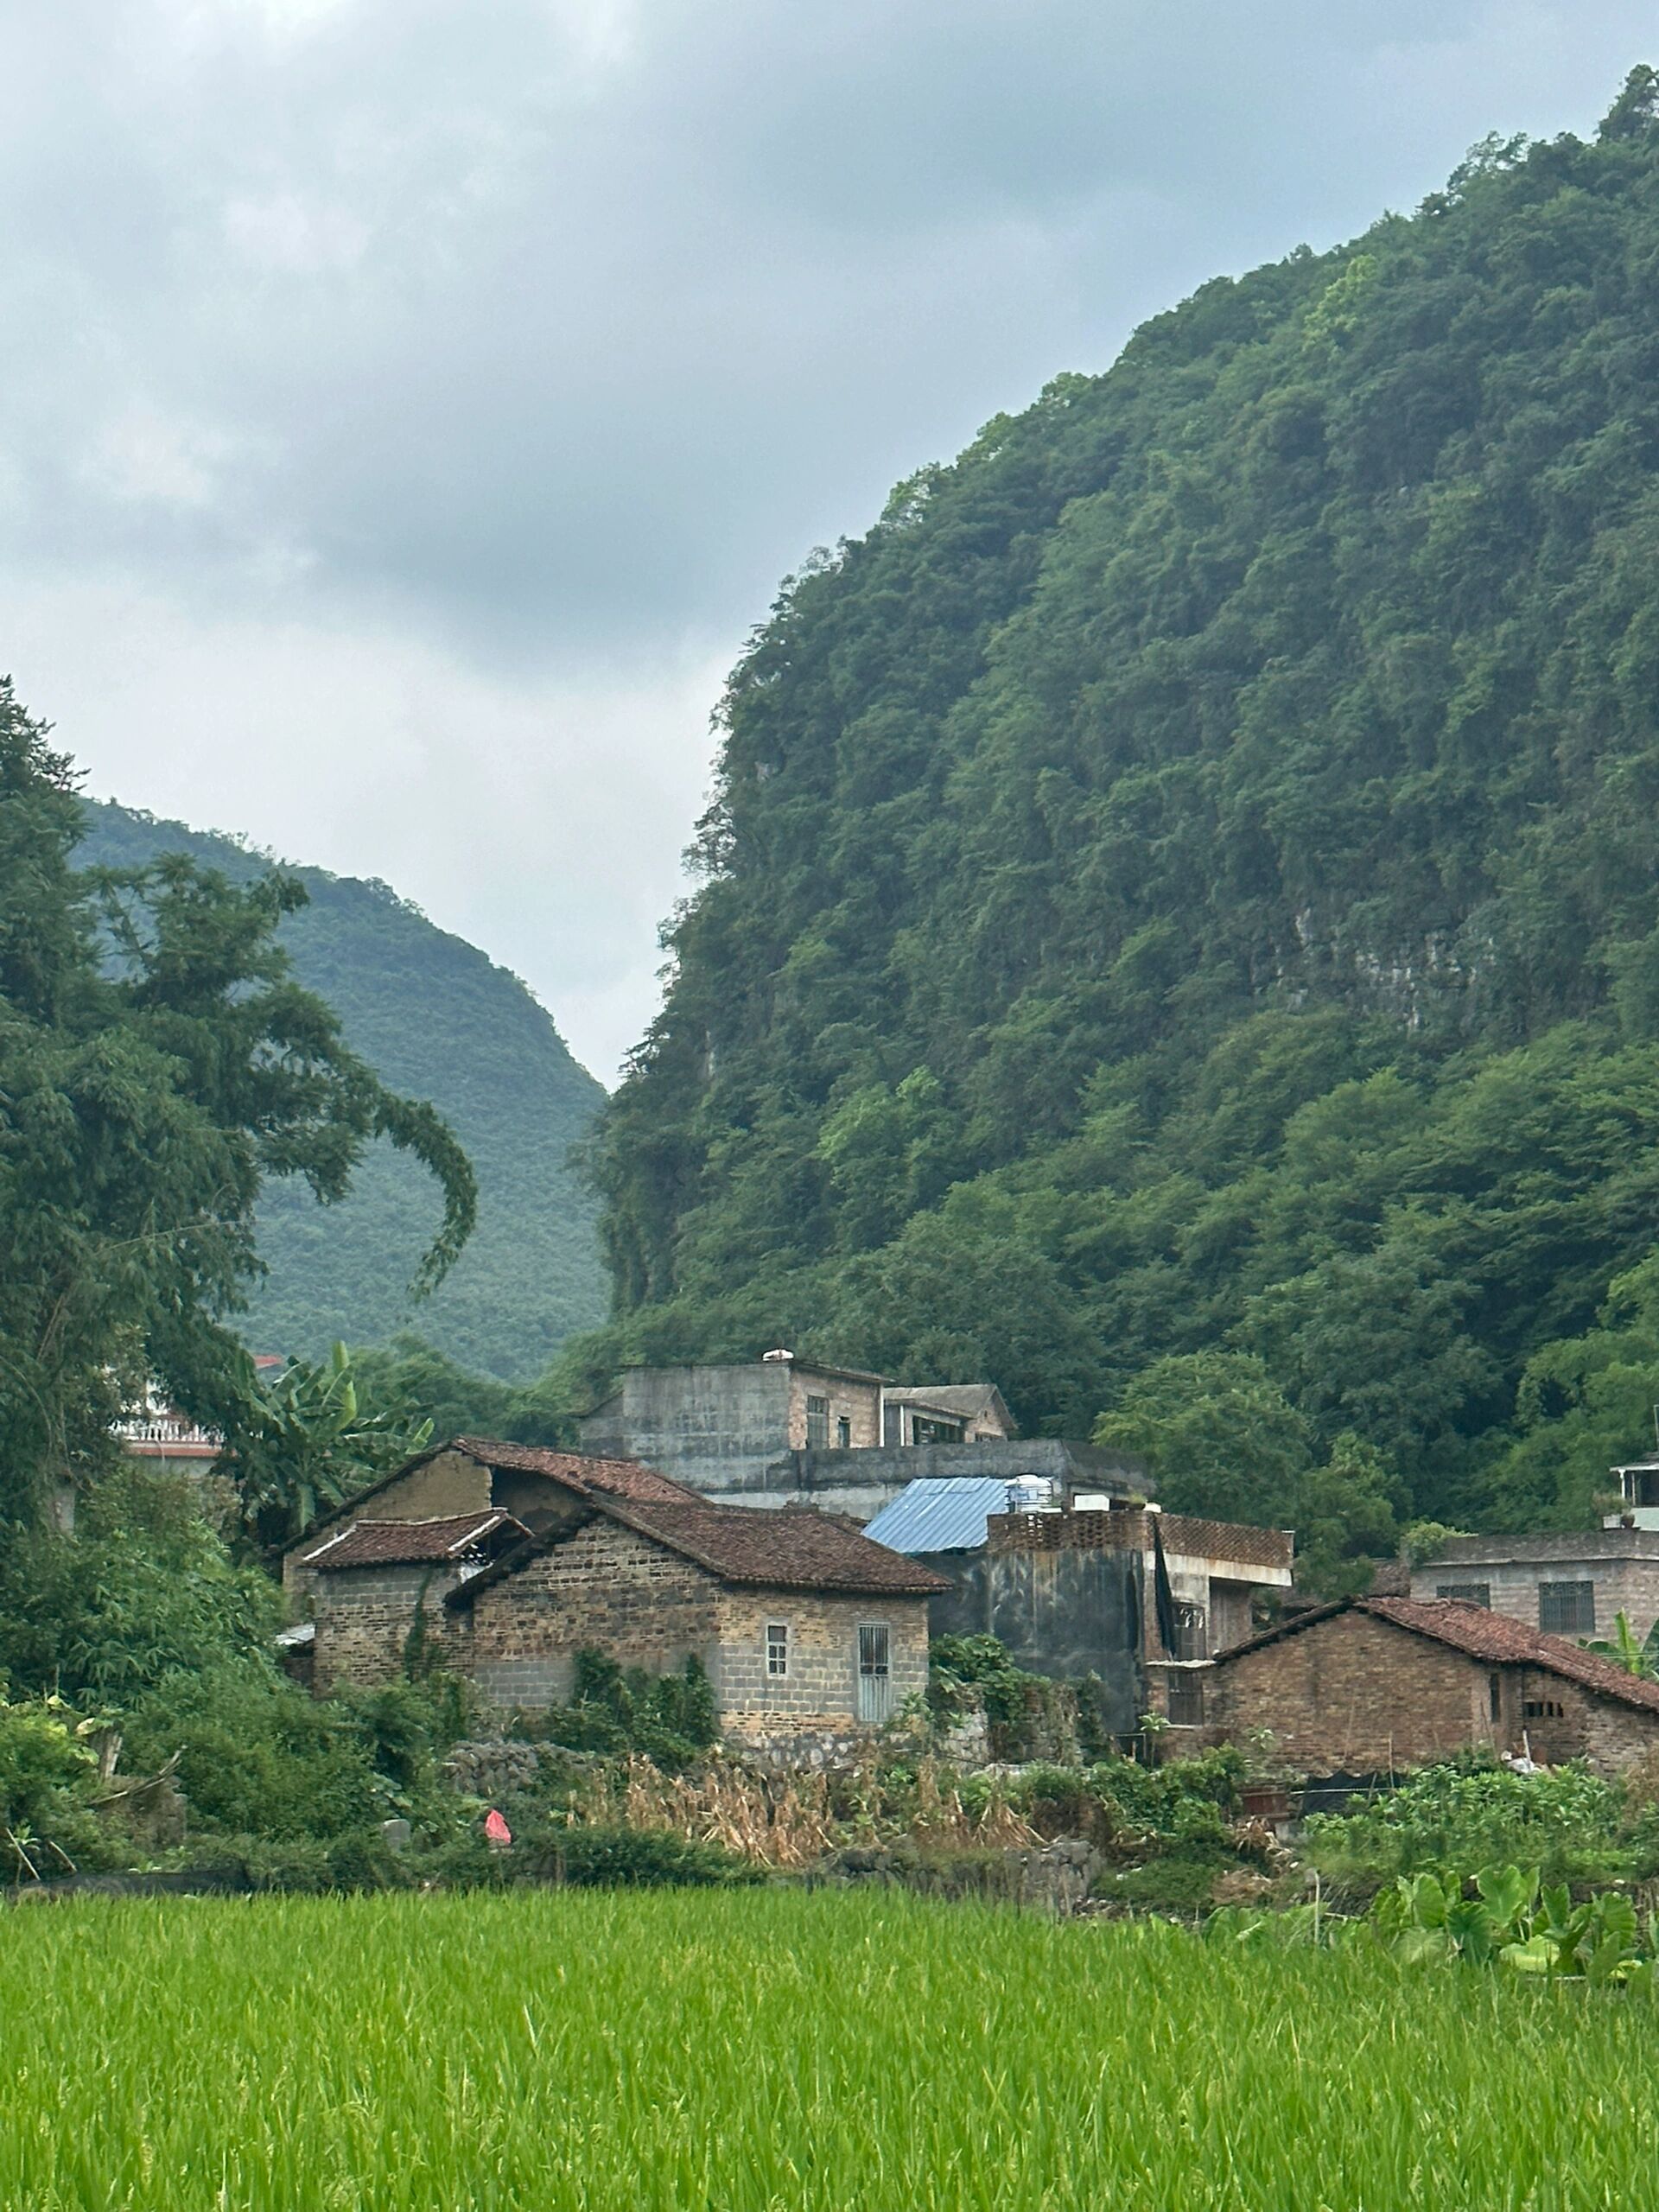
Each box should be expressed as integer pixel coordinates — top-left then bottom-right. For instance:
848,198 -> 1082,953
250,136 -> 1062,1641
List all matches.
2,1887 -> 1655,2210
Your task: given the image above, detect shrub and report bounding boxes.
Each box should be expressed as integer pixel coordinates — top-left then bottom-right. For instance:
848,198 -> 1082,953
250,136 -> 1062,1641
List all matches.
531,1653 -> 719,1771
539,1823 -> 758,1889
1304,1756 -> 1629,1896
0,1696 -> 117,1878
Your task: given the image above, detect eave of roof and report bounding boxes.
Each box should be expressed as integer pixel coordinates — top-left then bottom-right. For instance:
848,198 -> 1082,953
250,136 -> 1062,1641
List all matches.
447,1494 -> 952,1608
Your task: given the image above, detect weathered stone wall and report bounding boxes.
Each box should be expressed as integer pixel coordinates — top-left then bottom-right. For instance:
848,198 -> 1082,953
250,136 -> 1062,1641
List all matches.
454,1518 -> 721,1708
311,1564 -> 461,1691
714,1588 -> 929,1735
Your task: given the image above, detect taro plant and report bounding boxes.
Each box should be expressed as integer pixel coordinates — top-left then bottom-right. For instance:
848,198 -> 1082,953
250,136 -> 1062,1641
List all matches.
1378,1863 -> 1656,1987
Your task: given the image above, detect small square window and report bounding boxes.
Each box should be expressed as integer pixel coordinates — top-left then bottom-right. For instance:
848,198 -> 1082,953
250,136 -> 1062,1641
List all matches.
766,1623 -> 789,1678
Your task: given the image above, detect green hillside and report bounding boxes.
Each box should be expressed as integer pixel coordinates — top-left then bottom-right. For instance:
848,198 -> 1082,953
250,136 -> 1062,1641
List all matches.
585,71 -> 1659,1539
78,802 -> 607,1378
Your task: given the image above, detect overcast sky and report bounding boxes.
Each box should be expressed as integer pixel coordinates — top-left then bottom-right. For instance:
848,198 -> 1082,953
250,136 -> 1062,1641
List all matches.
3,2 -> 1653,1080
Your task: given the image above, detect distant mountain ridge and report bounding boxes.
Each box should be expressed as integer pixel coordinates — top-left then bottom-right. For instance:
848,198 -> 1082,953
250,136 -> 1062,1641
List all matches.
78,800 -> 607,1379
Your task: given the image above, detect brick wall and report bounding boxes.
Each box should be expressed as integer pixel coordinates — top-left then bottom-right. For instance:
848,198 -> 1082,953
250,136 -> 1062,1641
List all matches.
715,1588 -> 929,1734
1211,1611 -> 1659,1776
785,1370 -> 883,1452
454,1518 -> 720,1708
1208,1611 -> 1512,1772
311,1565 -> 461,1691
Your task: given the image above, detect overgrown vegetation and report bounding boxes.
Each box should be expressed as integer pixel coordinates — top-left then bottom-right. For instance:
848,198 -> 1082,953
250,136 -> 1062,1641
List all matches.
0,689 -> 475,1533
575,71 -> 1659,1545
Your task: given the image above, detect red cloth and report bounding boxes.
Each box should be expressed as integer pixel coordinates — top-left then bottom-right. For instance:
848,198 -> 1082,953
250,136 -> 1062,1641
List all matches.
483,1808 -> 512,1847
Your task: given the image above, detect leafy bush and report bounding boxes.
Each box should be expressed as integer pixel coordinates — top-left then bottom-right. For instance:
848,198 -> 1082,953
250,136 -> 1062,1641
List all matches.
0,1696 -> 117,1878
1375,1863 -> 1655,1986
539,1824 -> 758,1889
1305,1756 -> 1630,1895
531,1653 -> 719,1771
0,1468 -> 279,1704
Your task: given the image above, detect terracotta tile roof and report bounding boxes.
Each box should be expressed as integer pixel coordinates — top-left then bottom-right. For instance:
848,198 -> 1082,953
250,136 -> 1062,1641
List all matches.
597,1499 -> 954,1594
1215,1596 -> 1659,1715
301,1510 -> 528,1572
448,1436 -> 699,1506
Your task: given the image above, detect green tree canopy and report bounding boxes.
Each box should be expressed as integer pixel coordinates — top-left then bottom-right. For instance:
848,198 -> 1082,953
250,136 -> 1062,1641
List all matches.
0,682 -> 475,1527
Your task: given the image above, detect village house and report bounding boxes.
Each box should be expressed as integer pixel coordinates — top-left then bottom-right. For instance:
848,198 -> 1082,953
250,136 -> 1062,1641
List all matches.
283,1435 -> 949,1751
579,1351 -> 1018,1513
864,1480 -> 1293,1738
1203,1597 -> 1659,1778
1409,1527 -> 1659,1641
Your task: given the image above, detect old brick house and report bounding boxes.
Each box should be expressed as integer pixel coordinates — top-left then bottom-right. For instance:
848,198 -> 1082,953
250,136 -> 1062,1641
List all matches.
286,1436 -> 948,1746
283,1435 -> 697,1608
1205,1597 -> 1659,1777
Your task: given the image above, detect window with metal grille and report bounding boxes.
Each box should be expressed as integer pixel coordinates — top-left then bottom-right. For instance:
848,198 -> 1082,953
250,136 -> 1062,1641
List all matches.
1437,1582 -> 1491,1608
836,1415 -> 851,1449
856,1623 -> 892,1724
1539,1581 -> 1596,1636
1173,1602 -> 1208,1662
766,1623 -> 789,1679
804,1394 -> 829,1449
1166,1672 -> 1205,1726
1524,1699 -> 1565,1719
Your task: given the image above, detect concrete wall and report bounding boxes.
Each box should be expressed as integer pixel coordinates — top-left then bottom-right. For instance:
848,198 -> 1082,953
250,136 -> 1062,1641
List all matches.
691,1438 -> 1154,1515
921,1544 -> 1145,1735
581,1364 -> 798,1493
1410,1534 -> 1659,1639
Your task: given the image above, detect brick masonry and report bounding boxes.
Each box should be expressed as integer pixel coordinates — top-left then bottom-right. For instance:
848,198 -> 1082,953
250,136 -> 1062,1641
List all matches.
1206,1607 -> 1659,1776
1410,1537 -> 1659,1641
715,1587 -> 929,1734
308,1563 -> 463,1692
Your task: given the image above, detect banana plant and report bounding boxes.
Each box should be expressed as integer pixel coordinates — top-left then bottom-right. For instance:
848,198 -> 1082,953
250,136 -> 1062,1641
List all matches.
220,1342 -> 433,1554
1581,1611 -> 1659,1679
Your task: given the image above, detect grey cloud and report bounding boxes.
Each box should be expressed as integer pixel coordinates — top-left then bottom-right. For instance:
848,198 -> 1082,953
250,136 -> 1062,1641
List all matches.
5,1 -> 1656,656
1,0 -> 1656,1071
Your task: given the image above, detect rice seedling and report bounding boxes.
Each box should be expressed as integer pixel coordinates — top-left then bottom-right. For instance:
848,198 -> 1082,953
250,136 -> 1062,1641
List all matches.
2,1885 -> 1654,2209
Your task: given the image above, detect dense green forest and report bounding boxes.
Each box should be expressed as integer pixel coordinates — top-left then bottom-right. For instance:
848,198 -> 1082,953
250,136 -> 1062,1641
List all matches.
580,70 -> 1659,1546
79,803 -> 607,1379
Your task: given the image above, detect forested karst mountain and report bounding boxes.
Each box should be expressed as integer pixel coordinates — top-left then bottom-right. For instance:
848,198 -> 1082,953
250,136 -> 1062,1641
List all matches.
587,73 -> 1659,1535
79,803 -> 607,1377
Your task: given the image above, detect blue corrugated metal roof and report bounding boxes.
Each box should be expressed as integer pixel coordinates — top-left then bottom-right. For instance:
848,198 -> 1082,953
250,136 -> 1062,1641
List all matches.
864,1476 -> 1050,1555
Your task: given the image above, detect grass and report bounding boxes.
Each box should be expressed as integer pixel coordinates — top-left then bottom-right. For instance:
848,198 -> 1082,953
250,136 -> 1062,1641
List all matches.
3,1887 -> 1656,2209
